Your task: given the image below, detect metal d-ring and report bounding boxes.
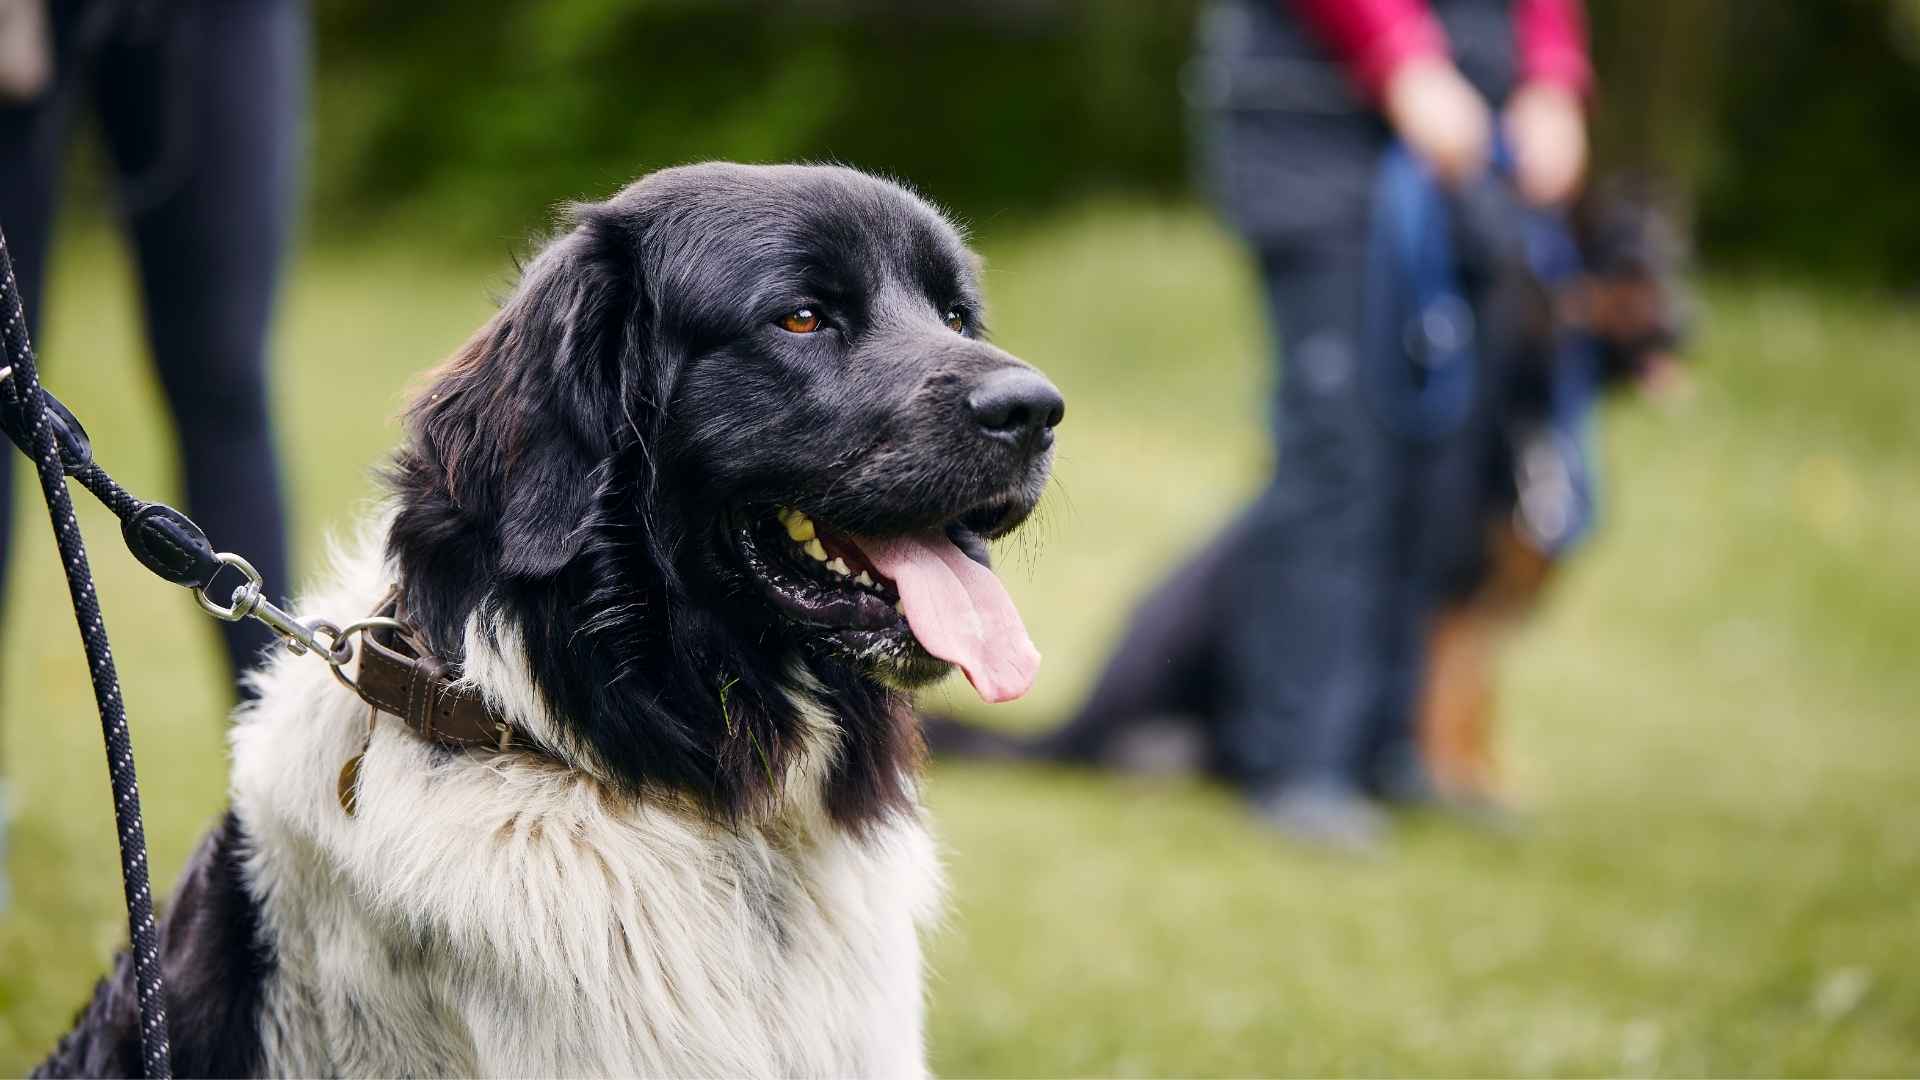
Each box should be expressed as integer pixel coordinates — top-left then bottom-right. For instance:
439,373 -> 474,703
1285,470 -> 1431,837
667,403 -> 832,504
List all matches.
319,616 -> 416,695
331,617 -> 414,656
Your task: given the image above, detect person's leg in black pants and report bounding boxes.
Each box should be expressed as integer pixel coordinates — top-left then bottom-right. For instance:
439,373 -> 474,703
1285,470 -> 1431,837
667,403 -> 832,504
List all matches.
0,8 -> 85,611
0,13 -> 76,903
91,0 -> 305,690
0,0 -> 303,695
1213,240 -> 1404,849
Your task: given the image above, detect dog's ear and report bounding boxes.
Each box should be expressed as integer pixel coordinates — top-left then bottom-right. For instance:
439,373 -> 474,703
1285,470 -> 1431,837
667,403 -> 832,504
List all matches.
406,210 -> 642,578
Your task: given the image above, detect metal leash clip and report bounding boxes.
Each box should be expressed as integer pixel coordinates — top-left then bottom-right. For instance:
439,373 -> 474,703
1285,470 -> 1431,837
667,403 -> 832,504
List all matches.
192,551 -> 420,697
194,552 -> 351,664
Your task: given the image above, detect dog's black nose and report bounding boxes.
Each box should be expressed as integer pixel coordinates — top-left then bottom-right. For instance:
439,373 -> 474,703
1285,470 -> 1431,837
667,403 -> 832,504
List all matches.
967,368 -> 1064,451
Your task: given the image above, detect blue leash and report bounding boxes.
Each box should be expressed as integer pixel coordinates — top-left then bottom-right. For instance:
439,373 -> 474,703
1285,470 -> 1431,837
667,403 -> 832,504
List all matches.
1519,196 -> 1602,554
1363,143 -> 1481,441
1364,140 -> 1601,553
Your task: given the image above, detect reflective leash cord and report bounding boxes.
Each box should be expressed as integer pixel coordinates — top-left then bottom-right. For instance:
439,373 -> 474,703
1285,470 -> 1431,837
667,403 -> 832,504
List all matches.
0,221 -> 406,1077
0,230 -> 172,1078
0,226 -> 390,1080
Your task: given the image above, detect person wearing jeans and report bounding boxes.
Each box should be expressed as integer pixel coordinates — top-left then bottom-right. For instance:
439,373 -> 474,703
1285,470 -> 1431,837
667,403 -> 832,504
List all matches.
1182,0 -> 1590,848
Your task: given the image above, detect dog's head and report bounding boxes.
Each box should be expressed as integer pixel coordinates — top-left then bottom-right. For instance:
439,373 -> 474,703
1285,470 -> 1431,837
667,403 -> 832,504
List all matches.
1573,174 -> 1694,389
387,163 -> 1061,823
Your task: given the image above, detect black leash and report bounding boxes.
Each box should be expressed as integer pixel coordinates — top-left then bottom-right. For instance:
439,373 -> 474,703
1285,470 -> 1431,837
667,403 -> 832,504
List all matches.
1,226 -> 397,1080
1,232 -> 172,1077
2,217 -> 431,1078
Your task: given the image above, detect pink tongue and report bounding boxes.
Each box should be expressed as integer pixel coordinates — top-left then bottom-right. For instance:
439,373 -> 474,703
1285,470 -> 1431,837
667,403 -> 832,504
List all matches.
855,532 -> 1040,703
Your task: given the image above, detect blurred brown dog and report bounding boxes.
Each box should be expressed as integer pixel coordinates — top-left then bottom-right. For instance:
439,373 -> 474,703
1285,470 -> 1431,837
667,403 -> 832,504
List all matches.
1420,176 -> 1692,806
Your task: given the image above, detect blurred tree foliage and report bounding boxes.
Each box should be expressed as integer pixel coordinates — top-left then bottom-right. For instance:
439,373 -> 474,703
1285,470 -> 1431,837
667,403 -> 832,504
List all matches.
310,1 -> 1194,244
314,0 -> 1920,285
1588,0 -> 1920,287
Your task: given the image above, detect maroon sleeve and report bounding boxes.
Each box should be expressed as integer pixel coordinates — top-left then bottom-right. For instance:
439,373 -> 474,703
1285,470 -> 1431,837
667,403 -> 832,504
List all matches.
1513,0 -> 1593,94
1286,0 -> 1451,100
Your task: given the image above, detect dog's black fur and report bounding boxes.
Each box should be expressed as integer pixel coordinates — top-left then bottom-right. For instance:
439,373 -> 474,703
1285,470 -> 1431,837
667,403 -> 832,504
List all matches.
40,163 -> 1060,1076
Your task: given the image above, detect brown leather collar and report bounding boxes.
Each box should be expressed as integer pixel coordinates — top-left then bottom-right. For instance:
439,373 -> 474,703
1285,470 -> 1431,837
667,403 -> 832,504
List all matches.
350,588 -> 531,755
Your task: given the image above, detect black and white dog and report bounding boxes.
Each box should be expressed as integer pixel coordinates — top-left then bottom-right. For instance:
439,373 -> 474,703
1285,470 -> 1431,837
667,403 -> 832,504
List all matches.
39,163 -> 1063,1077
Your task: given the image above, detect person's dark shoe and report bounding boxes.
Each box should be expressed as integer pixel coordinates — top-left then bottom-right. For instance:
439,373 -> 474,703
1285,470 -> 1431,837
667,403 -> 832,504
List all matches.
1249,782 -> 1390,855
1366,740 -> 1442,807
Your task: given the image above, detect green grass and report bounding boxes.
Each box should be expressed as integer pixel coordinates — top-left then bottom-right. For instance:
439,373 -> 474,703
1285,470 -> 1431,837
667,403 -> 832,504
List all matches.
3,205 -> 1917,1076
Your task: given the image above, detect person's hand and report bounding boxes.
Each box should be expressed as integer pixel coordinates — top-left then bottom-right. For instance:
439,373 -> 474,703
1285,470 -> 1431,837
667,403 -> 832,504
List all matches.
1381,58 -> 1493,189
1636,352 -> 1694,407
1504,81 -> 1587,207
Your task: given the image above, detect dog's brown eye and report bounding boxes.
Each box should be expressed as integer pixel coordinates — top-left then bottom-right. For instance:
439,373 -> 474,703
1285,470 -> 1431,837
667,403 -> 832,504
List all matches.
780,308 -> 822,334
944,310 -> 966,334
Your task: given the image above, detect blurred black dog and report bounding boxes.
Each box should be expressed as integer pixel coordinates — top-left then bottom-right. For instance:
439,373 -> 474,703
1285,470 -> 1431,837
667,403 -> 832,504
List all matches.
926,177 -> 1688,795
40,163 -> 1061,1078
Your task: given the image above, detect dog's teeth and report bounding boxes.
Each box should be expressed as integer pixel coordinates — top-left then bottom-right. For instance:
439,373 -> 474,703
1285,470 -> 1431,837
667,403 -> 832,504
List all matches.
826,557 -> 850,577
895,601 -> 906,615
854,571 -> 874,587
804,538 -> 828,562
782,510 -> 816,543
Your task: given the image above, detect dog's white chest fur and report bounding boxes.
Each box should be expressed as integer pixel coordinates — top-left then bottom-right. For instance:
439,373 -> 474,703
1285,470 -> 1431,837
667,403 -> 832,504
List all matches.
228,551 -> 942,1077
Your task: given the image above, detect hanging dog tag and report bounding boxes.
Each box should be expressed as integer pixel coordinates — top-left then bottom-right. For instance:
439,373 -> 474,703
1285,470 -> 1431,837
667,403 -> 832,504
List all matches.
336,753 -> 364,817
337,705 -> 376,817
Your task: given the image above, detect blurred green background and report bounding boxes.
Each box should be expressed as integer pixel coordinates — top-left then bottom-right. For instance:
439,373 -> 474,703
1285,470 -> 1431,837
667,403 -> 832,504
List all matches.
4,1 -> 1919,1075
308,0 -> 1920,284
